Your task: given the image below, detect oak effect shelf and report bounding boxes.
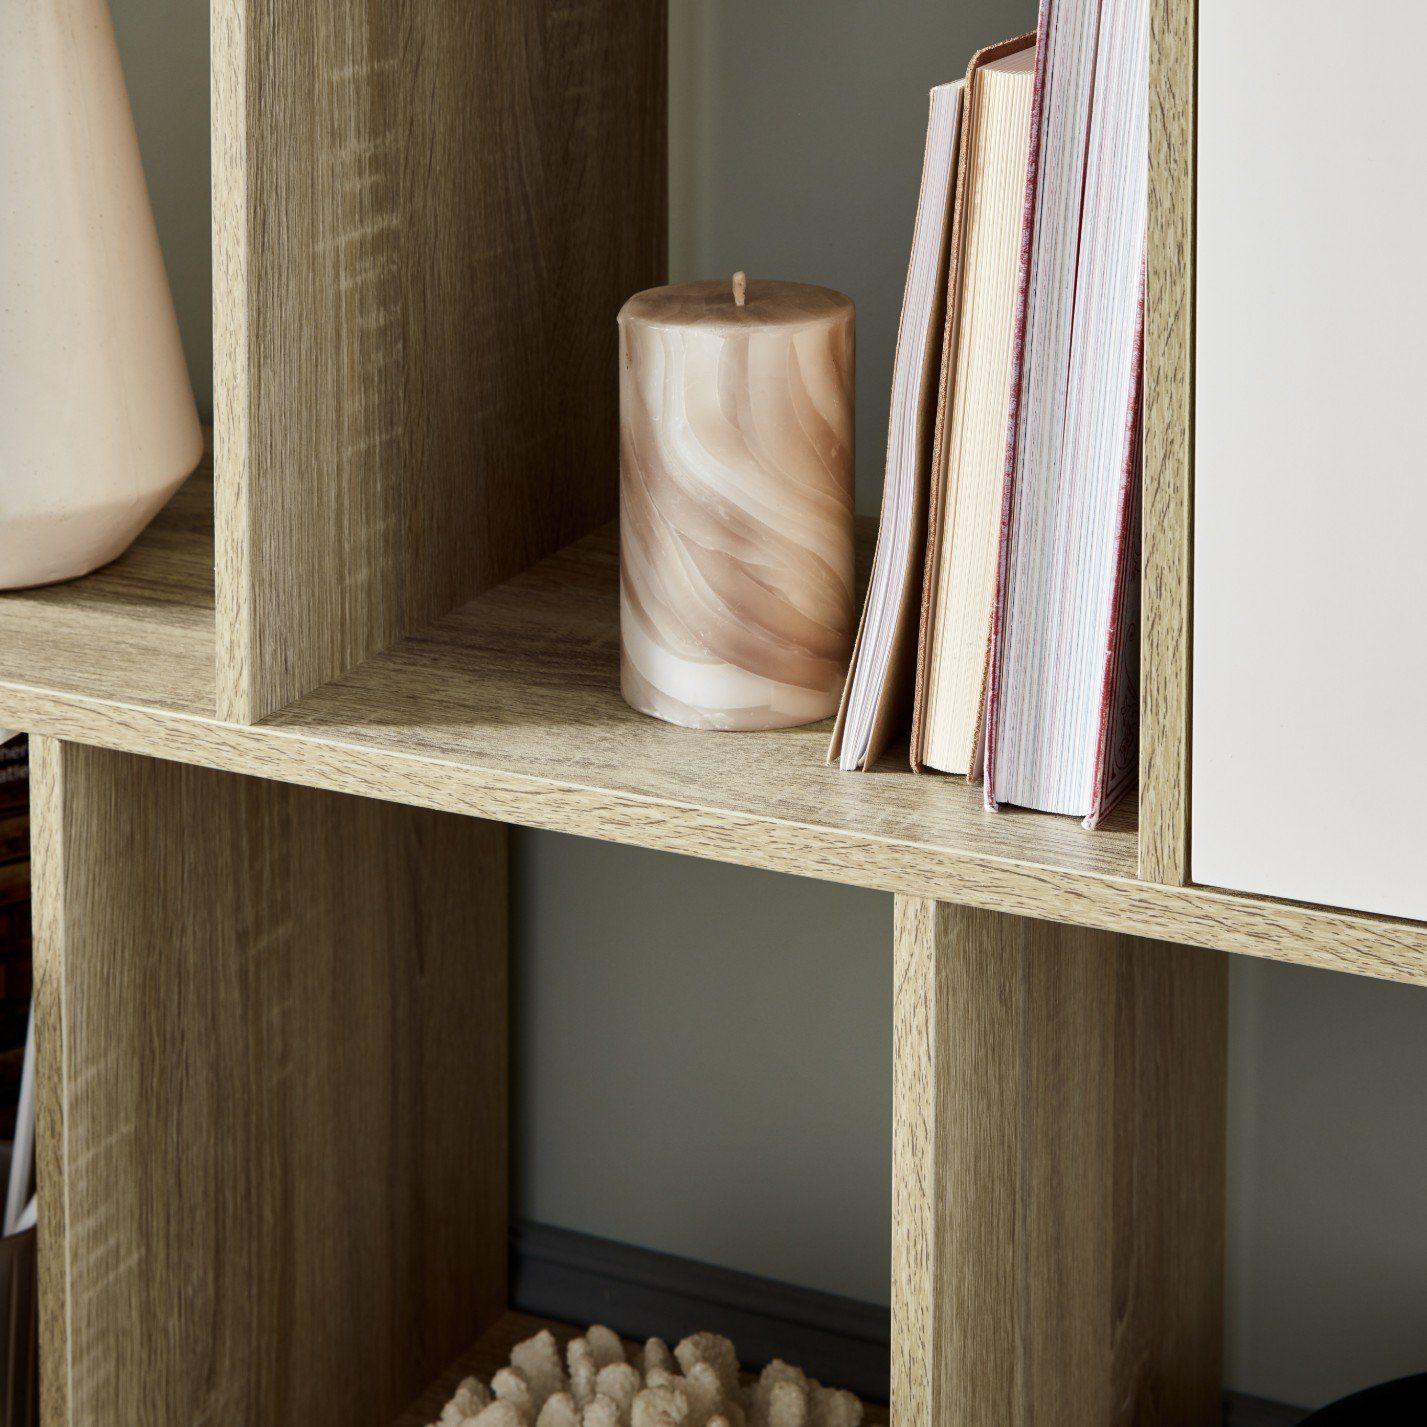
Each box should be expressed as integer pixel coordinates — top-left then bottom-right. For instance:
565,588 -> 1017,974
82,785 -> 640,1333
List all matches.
390,1313 -> 892,1427
0,477 -> 1136,881
0,453 -> 215,717
2,477 -> 1425,984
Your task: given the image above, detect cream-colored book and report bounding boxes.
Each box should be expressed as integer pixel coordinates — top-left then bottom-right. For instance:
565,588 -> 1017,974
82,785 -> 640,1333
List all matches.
913,41 -> 1036,776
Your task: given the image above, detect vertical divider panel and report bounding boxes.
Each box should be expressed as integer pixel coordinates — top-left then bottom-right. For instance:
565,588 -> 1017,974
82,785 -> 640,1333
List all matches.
892,897 -> 1226,1425
31,738 -> 508,1426
212,0 -> 668,723
28,740 -> 68,1427
1141,0 -> 1195,884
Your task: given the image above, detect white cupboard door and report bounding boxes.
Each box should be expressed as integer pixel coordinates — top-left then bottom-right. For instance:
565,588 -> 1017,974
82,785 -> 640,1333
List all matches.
1194,0 -> 1427,920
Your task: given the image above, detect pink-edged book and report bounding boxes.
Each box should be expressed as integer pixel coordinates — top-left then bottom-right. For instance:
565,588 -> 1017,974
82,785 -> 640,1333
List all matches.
983,0 -> 1147,827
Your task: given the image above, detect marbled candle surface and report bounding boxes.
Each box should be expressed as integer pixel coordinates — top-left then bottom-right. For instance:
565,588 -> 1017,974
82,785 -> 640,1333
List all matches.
618,278 -> 856,731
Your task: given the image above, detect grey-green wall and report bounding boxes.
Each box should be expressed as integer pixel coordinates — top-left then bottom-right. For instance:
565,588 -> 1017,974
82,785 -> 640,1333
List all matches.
111,0 -> 1427,1411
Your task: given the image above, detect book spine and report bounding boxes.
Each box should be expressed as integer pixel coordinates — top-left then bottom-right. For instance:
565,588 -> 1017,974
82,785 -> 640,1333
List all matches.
982,0 -> 1053,811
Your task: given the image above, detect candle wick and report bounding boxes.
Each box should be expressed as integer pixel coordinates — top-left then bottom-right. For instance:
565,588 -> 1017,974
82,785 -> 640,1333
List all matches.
732,271 -> 748,308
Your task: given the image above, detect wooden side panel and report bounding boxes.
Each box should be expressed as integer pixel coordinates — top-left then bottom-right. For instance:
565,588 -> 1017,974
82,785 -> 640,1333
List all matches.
889,898 -> 939,1426
31,739 -> 507,1427
1141,0 -> 1195,884
29,740 -> 68,1427
213,0 -> 668,722
892,898 -> 1226,1426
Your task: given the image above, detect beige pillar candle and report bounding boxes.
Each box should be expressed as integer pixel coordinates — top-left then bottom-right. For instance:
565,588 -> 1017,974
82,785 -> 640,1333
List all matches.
618,275 -> 856,731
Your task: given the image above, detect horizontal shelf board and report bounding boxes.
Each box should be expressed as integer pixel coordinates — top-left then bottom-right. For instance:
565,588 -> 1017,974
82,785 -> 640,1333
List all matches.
1,517 -> 1424,984
274,522 -> 1139,875
391,1311 -> 890,1427
0,460 -> 215,718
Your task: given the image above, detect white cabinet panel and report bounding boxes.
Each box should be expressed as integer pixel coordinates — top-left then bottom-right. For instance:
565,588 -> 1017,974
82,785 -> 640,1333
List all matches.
1194,0 -> 1427,920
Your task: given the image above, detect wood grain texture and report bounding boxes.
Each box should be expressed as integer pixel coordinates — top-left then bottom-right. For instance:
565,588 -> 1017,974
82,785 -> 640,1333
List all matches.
0,454 -> 214,717
212,0 -> 667,723
1141,0 -> 1195,884
391,1313 -> 890,1427
3,521 -> 1426,984
28,739 -> 68,1427
31,740 -> 507,1426
892,898 -> 1226,1426
889,898 -> 939,1427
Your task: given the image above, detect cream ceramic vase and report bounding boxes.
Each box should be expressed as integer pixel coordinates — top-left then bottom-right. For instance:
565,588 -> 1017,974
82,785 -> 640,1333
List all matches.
0,0 -> 203,590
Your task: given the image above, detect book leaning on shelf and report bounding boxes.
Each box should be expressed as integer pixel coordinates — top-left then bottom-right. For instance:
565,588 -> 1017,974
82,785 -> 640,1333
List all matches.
832,0 -> 1146,828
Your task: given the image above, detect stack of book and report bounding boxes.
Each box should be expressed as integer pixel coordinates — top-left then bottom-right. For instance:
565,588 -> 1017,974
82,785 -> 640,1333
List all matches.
830,0 -> 1145,827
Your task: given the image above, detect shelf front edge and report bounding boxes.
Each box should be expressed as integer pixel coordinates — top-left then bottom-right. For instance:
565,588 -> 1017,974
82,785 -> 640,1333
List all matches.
0,681 -> 1423,987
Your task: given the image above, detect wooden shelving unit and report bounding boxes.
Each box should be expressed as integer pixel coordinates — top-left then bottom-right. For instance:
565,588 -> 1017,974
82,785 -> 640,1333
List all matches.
4,1 -> 1420,1424
3,474 -> 1422,986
